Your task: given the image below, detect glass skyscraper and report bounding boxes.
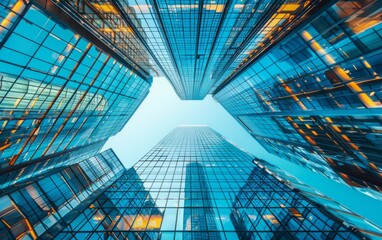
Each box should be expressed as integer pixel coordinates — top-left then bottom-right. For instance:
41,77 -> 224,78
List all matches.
0,149 -> 124,239
2,0 -> 382,239
0,0 -> 151,189
213,0 -> 382,200
41,0 -> 382,203
54,0 -> 326,100
252,158 -> 382,239
139,0 -> 324,99
3,127 -> 381,239
2,0 -> 381,201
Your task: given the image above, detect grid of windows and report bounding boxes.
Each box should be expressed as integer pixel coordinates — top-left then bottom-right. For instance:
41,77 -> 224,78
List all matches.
54,0 -> 158,78
214,0 -> 382,200
253,158 -> 382,239
0,1 -> 150,187
232,167 -> 357,240
0,0 -> 25,43
0,141 -> 105,190
152,0 -> 229,99
215,0 -> 382,113
1,0 -> 382,239
209,0 -> 322,94
255,137 -> 341,181
115,0 -> 185,97
0,149 -> 124,239
105,0 -> 324,100
53,127 -> 366,239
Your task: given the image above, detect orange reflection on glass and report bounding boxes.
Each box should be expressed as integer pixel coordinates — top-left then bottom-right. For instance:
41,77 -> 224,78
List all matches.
263,214 -> 279,225
91,3 -> 118,14
332,66 -> 381,108
204,4 -> 225,12
131,214 -> 162,230
289,208 -> 304,220
282,84 -> 308,110
279,3 -> 300,12
0,142 -> 11,151
301,30 -> 336,65
0,0 -> 25,32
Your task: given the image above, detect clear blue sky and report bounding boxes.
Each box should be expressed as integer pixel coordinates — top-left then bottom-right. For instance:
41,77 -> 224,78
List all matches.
103,77 -> 382,227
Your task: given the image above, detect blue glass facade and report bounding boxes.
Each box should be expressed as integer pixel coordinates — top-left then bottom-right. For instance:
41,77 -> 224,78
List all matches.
1,127 -> 381,239
1,0 -> 382,239
105,0 -> 323,99
43,127 -> 378,239
0,0 -> 151,187
214,0 -> 382,199
0,149 -> 124,239
253,158 -> 382,238
231,167 -> 364,239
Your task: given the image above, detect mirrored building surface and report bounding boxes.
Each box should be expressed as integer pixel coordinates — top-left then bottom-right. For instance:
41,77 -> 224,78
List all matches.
0,0 -> 151,189
5,127 -> 378,239
57,0 -> 325,100
253,158 -> 382,239
0,149 -> 124,239
213,0 -> 382,199
2,0 -> 382,203
1,0 -> 382,239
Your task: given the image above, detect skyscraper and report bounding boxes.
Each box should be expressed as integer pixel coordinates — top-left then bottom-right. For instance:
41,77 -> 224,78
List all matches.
253,158 -> 382,238
4,126 -> 380,239
146,0 -> 323,99
1,0 -> 382,239
213,0 -> 382,199
59,0 -> 325,100
2,0 -> 382,200
0,149 -> 125,239
0,0 -> 151,188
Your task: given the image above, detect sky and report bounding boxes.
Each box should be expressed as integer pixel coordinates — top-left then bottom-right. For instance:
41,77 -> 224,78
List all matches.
103,77 -> 382,227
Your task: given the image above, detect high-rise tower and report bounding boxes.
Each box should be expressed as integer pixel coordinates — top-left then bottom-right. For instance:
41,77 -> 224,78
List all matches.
7,127 -> 377,239
0,0 -> 151,189
75,0 -> 324,99
0,149 -> 125,239
214,0 -> 382,199
1,0 -> 382,238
